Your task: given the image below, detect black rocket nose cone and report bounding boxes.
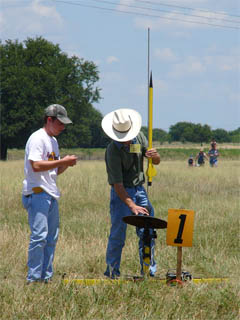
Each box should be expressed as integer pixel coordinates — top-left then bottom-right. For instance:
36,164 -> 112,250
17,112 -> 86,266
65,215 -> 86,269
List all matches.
149,71 -> 153,88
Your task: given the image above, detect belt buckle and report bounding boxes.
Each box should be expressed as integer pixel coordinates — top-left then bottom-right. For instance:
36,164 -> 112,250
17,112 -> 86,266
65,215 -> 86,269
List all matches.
32,187 -> 43,194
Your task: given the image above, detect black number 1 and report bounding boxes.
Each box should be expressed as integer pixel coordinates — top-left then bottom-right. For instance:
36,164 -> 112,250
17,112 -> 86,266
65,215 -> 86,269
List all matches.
174,214 -> 187,244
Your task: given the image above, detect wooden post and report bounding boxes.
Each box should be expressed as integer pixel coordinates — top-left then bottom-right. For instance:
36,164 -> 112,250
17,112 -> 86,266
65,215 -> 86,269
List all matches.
176,246 -> 182,280
166,209 -> 195,284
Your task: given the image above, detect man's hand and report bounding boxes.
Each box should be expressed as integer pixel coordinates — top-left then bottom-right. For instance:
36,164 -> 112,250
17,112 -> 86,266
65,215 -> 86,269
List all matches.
130,204 -> 149,216
145,148 -> 160,165
31,155 -> 77,174
113,183 -> 149,216
57,155 -> 77,175
62,155 -> 78,167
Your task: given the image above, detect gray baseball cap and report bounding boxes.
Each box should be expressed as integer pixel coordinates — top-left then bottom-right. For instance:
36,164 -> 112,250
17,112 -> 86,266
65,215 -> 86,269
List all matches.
45,104 -> 72,124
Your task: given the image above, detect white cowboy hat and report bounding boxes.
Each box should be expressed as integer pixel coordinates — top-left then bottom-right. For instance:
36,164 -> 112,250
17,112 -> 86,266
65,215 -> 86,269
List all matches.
101,108 -> 142,142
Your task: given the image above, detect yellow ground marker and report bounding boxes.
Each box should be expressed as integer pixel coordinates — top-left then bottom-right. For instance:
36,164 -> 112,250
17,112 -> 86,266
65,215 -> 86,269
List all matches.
192,278 -> 229,284
63,278 -> 229,286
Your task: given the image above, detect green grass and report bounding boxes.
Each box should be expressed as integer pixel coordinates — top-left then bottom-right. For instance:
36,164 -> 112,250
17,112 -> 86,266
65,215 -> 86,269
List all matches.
0,159 -> 239,319
157,148 -> 239,160
6,144 -> 240,161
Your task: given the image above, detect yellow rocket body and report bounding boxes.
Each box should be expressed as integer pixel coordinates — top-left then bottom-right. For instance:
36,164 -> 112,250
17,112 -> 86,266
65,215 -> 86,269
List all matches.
146,72 -> 157,186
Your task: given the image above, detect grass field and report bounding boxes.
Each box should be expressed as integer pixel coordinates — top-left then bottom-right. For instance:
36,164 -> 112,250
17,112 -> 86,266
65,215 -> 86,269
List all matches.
6,142 -> 240,161
0,157 -> 239,319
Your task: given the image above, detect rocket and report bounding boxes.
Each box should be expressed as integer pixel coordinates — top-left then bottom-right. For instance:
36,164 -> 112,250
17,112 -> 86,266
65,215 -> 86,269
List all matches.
146,71 -> 157,186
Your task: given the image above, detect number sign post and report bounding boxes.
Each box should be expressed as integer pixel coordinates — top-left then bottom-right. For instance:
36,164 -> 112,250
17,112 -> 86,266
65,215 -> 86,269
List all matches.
166,209 -> 195,282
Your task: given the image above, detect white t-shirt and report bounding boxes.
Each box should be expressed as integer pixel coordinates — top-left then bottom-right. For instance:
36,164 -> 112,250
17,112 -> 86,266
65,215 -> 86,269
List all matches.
22,128 -> 61,199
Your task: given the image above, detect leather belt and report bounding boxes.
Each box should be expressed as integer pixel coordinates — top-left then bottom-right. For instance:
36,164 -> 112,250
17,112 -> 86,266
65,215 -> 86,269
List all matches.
32,187 -> 44,194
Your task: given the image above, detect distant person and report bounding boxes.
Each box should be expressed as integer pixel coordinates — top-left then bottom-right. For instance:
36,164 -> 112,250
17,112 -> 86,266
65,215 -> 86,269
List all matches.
188,155 -> 194,167
22,104 -> 78,283
101,108 -> 161,278
195,148 -> 208,166
208,141 -> 219,167
211,138 -> 217,145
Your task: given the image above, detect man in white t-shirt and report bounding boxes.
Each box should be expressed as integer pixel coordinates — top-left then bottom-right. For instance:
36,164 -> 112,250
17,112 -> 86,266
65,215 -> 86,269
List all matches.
22,104 -> 77,283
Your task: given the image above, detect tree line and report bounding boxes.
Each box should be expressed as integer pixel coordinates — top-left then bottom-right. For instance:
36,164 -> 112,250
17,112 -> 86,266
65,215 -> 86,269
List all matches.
0,37 -> 239,160
144,123 -> 239,145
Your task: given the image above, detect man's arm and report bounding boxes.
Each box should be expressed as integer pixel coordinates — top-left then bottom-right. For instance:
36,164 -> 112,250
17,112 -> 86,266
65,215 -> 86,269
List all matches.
204,152 -> 209,161
30,155 -> 77,173
113,183 -> 149,216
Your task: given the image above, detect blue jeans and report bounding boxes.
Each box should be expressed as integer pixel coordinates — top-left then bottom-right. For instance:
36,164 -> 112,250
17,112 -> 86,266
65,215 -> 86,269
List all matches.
22,192 -> 59,282
210,158 -> 218,167
104,185 -> 156,278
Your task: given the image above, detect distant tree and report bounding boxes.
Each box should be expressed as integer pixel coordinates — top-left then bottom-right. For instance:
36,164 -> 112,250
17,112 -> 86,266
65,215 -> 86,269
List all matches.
0,37 -> 102,160
181,125 -> 194,142
141,126 -> 168,144
229,127 -> 240,143
197,124 -> 212,143
169,122 -> 211,143
169,122 -> 191,141
141,126 -> 148,138
212,129 -> 231,143
153,128 -> 168,143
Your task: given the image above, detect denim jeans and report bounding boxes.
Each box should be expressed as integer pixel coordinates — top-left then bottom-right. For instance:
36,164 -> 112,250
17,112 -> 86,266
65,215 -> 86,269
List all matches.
104,185 -> 156,278
22,192 -> 59,282
210,158 -> 218,167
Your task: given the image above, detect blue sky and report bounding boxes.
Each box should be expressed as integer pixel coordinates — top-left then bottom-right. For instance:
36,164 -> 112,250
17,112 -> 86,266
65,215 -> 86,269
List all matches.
1,0 -> 239,131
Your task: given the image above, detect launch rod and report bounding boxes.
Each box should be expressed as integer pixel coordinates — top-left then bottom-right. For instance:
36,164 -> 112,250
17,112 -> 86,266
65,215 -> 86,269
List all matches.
146,29 -> 157,188
148,28 -> 150,95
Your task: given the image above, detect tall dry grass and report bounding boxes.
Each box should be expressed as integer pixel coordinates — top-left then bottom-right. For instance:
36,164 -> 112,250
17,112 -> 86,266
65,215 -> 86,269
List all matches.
0,159 -> 239,319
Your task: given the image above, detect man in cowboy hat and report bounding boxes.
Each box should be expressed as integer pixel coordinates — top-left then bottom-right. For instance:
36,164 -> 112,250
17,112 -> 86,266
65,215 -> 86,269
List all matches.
101,108 -> 161,278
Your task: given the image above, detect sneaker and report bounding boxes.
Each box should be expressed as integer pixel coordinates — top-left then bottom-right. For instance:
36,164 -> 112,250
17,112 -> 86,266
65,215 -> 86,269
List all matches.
104,270 -> 120,279
141,270 -> 155,277
43,278 -> 52,284
26,279 -> 41,285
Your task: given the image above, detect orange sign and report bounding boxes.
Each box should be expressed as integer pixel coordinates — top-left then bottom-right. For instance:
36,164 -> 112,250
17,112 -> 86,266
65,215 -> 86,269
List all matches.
166,209 -> 195,247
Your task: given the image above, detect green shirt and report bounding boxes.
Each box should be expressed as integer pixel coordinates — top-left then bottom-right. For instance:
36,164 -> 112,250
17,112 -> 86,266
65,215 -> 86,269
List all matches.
105,131 -> 148,188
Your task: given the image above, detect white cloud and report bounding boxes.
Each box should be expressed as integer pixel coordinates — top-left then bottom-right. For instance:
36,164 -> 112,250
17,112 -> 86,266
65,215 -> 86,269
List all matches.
229,92 -> 240,102
0,0 -> 63,40
132,4 -> 237,34
93,59 -> 102,67
117,0 -> 136,6
106,56 -> 119,64
31,0 -> 62,22
168,56 -> 206,78
154,48 -> 178,62
218,56 -> 240,72
204,53 -> 240,72
164,48 -> 240,79
155,79 -> 169,92
169,0 -> 208,3
111,0 -> 238,36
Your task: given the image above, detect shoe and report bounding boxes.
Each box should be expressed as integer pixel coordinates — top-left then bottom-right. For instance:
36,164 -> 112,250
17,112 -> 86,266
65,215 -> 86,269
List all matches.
141,270 -> 155,277
43,278 -> 52,284
104,270 -> 110,278
26,279 -> 41,285
27,278 -> 52,284
104,270 -> 120,279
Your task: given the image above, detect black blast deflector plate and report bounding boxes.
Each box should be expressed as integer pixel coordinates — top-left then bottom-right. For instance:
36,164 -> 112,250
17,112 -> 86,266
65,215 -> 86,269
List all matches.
123,215 -> 167,229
